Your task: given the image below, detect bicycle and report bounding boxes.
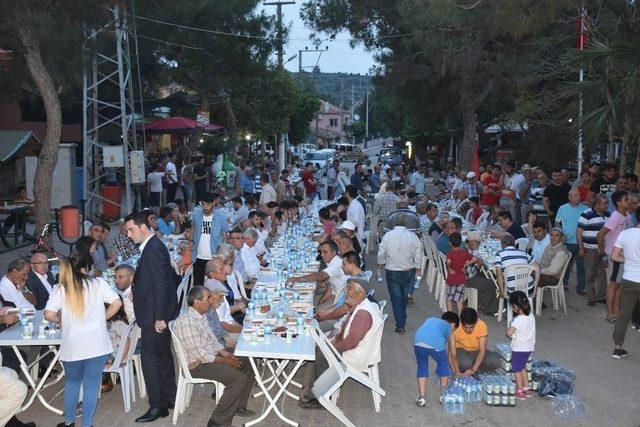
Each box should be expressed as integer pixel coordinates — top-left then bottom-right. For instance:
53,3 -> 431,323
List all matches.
31,223 -> 62,263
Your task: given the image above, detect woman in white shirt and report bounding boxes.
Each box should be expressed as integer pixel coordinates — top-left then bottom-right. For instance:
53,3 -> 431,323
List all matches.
45,253 -> 122,427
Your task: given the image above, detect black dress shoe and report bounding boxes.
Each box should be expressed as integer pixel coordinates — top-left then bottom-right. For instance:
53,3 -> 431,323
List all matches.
395,327 -> 406,333
55,422 -> 73,427
298,398 -> 323,409
7,416 -> 36,427
135,407 -> 169,423
39,367 -> 59,378
206,420 -> 231,427
235,407 -> 255,417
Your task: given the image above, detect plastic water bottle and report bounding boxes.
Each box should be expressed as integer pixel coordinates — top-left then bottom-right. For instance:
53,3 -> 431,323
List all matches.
376,269 -> 383,283
443,390 -> 454,413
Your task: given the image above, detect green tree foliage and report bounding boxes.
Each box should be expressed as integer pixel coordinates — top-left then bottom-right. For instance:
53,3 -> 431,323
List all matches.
302,0 -> 574,169
134,0 -> 278,153
288,86 -> 320,145
559,0 -> 640,172
0,0 -> 105,233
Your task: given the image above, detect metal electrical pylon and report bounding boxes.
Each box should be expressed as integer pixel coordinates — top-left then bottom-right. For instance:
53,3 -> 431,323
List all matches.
82,2 -> 137,218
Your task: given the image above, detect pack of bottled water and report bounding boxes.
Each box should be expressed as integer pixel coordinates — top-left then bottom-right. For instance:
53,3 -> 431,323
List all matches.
442,386 -> 465,414
451,377 -> 481,403
478,374 -> 516,407
495,342 -> 534,380
495,342 -> 513,361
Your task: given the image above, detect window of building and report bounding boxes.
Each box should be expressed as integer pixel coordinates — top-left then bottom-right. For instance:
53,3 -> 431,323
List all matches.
329,118 -> 338,127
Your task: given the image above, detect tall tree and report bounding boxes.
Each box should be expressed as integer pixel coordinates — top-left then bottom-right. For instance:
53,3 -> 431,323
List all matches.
135,0 -> 278,155
302,0 -> 573,168
1,0 -> 103,234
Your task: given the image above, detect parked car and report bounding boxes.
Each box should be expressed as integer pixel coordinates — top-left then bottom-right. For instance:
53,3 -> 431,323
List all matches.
303,149 -> 335,169
330,143 -> 369,163
378,148 -> 403,166
290,143 -> 316,158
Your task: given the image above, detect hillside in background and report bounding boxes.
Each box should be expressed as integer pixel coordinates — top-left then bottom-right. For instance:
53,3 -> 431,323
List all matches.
290,70 -> 372,110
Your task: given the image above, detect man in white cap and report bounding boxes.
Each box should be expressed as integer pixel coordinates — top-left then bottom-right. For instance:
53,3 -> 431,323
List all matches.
336,221 -> 364,258
462,172 -> 483,199
465,231 -> 500,314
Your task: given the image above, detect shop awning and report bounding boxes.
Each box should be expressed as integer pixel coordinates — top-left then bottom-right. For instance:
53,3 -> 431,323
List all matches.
0,130 -> 41,163
137,116 -> 223,135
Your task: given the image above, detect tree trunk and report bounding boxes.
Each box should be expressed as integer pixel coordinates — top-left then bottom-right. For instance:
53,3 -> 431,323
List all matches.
17,25 -> 62,236
460,103 -> 476,170
218,86 -> 238,156
620,111 -> 630,173
457,58 -> 493,171
607,122 -> 615,163
189,93 -> 210,155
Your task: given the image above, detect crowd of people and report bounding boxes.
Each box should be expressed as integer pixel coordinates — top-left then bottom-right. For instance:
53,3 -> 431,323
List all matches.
0,151 -> 639,425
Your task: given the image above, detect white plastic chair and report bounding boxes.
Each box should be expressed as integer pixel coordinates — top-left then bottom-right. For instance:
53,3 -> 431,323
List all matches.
515,237 -> 529,251
497,264 -> 539,324
103,322 -> 140,412
326,314 -> 388,411
476,212 -> 490,231
464,288 -> 478,311
168,321 -> 225,425
132,353 -> 146,399
434,253 -> 448,312
232,269 -> 248,300
535,254 -> 571,316
377,300 -> 387,314
310,317 -> 386,425
367,214 -> 379,254
176,267 -> 192,313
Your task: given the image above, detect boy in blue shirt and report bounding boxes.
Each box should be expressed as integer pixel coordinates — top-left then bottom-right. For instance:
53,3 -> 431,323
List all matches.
413,311 -> 459,407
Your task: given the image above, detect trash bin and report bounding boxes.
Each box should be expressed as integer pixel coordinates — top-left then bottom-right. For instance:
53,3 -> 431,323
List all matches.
101,185 -> 123,220
60,205 -> 80,239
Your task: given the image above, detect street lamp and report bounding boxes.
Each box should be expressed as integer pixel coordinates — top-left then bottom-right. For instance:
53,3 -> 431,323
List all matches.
405,140 -> 413,159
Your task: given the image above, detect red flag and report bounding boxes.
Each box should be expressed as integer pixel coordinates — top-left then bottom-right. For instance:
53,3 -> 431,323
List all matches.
472,137 -> 480,177
576,11 -> 589,50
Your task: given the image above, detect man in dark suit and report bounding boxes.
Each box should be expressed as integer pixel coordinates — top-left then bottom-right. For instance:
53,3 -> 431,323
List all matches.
25,253 -> 55,310
124,211 -> 179,423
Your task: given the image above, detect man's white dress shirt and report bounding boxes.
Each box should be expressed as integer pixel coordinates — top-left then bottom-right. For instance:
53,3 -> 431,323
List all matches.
377,226 -> 423,271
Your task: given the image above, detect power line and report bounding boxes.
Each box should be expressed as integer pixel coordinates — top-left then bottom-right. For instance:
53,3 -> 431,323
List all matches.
130,12 -> 421,43
136,33 -> 203,50
131,13 -> 280,41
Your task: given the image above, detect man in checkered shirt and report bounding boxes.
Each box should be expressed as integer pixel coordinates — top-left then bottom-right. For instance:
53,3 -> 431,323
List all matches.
111,226 -> 139,260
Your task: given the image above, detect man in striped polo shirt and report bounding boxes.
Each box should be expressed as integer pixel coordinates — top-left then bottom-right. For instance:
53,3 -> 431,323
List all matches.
577,194 -> 610,306
494,234 -> 534,300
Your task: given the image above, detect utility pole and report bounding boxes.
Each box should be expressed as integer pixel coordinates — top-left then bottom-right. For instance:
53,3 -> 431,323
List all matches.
264,1 -> 294,170
83,3 -> 138,217
264,1 -> 295,69
298,46 -> 328,73
577,5 -> 588,174
365,89 -> 369,139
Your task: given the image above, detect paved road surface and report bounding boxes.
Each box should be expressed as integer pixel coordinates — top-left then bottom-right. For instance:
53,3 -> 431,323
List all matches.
3,242 -> 639,426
